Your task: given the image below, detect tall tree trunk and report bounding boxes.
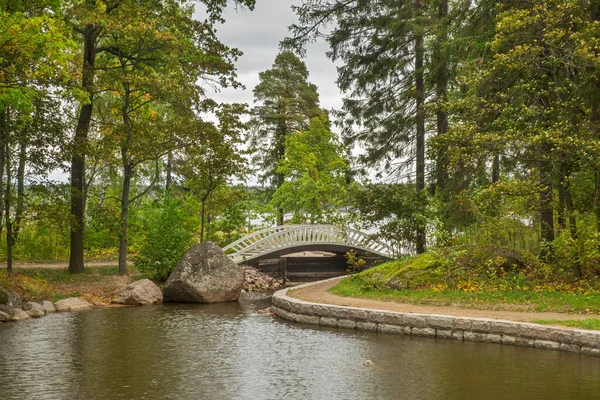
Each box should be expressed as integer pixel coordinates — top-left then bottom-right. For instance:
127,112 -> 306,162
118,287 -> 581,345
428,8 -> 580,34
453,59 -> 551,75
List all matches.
434,0 -> 449,192
591,3 -> 600,245
200,200 -> 206,243
415,0 -> 426,254
275,115 -> 287,226
0,108 -> 6,239
118,163 -> 131,276
492,153 -> 500,183
69,24 -> 98,274
14,137 -> 25,242
118,82 -> 132,276
5,142 -> 12,273
539,146 -> 555,259
166,150 -> 173,191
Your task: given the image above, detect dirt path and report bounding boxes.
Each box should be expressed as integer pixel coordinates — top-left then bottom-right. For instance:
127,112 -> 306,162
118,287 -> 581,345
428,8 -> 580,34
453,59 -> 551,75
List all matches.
7,261 -> 130,269
288,278 -> 600,323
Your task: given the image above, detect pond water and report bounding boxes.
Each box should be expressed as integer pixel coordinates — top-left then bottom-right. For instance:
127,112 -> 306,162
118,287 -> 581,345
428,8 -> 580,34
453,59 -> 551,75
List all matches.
0,301 -> 599,400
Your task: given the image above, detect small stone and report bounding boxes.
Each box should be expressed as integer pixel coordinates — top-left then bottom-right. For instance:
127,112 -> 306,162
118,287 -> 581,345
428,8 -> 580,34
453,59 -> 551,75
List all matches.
112,279 -> 163,306
403,314 -> 428,328
0,311 -> 9,322
23,302 -> 46,318
535,340 -> 560,350
581,347 -> 600,356
378,324 -> 405,335
41,301 -> 56,313
436,329 -> 454,339
362,360 -> 374,367
10,308 -> 30,321
338,319 -> 356,330
356,321 -> 377,332
427,316 -> 453,330
560,343 -> 581,353
55,297 -> 92,312
412,327 -> 436,337
320,317 -> 338,328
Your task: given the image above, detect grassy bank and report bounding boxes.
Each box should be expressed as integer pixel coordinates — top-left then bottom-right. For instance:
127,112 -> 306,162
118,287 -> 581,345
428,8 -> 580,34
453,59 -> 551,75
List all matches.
331,248 -> 600,314
0,266 -> 141,304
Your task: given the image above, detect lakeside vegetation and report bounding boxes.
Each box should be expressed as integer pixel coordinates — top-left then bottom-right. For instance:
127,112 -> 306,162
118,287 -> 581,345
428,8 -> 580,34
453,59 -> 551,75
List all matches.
2,0 -> 600,321
333,251 -> 600,314
0,265 -> 143,303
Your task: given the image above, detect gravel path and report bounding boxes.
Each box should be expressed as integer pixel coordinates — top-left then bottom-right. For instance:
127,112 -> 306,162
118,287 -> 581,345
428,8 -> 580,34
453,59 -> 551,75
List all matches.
6,261 -> 129,269
288,277 -> 600,324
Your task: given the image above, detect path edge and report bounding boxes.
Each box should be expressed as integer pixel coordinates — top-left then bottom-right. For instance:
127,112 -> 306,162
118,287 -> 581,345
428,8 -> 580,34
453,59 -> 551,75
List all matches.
272,277 -> 600,357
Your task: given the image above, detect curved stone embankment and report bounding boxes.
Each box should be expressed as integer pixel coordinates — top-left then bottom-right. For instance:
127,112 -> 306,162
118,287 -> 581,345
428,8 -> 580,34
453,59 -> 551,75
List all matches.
271,278 -> 600,357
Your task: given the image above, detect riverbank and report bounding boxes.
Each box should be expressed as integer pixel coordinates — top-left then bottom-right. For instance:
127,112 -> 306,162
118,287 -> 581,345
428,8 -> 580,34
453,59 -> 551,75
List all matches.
274,277 -> 600,357
288,277 -> 600,326
0,263 -> 285,313
0,265 -> 136,305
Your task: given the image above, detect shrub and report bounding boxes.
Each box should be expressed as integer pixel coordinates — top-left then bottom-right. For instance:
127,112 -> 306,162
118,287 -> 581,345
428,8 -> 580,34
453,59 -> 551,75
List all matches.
133,194 -> 198,281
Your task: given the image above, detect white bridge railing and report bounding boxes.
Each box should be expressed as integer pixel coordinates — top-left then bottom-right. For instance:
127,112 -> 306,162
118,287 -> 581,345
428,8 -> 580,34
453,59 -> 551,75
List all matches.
222,224 -> 392,264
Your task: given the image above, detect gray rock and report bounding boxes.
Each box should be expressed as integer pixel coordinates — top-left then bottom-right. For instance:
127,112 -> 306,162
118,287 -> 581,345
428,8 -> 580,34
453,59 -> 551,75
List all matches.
41,301 -> 56,313
10,308 -> 30,321
535,340 -> 560,350
0,286 -> 21,308
403,314 -> 428,328
412,327 -> 436,337
54,297 -> 92,312
338,319 -> 357,329
378,324 -> 405,335
163,242 -> 244,303
112,279 -> 163,306
427,315 -> 453,330
357,321 -> 378,332
0,311 -> 9,322
0,304 -> 14,316
23,302 -> 46,318
320,317 -> 338,328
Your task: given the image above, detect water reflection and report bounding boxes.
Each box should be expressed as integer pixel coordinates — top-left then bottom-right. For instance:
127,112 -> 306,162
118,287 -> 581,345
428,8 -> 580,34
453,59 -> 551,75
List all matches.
1,303 -> 599,400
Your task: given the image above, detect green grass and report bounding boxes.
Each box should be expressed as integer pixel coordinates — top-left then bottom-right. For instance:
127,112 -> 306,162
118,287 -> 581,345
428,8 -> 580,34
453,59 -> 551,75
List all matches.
17,266 -> 125,284
330,277 -> 600,313
533,318 -> 600,330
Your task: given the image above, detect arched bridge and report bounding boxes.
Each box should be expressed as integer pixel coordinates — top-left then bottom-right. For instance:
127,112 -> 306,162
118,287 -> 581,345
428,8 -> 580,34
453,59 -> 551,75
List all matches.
223,224 -> 392,265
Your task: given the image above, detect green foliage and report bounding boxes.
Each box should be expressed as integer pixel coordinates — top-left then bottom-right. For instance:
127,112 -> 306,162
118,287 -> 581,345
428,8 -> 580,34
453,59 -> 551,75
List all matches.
344,250 -> 365,275
338,246 -> 600,313
133,193 -> 198,281
350,183 -> 425,256
250,51 -> 323,189
270,117 -> 350,223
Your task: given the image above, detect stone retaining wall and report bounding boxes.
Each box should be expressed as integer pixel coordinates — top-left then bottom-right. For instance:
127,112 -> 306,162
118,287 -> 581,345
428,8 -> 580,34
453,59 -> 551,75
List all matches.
271,278 -> 600,357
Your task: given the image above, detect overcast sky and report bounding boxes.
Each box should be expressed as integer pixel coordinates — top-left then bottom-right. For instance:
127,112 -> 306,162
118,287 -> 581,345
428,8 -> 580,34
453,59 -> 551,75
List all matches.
197,0 -> 343,114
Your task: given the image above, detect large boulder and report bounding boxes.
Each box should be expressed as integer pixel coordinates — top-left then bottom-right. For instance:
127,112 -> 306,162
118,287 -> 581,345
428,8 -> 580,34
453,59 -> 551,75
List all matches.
0,286 -> 21,308
112,279 -> 163,306
163,242 -> 243,303
54,297 -> 92,312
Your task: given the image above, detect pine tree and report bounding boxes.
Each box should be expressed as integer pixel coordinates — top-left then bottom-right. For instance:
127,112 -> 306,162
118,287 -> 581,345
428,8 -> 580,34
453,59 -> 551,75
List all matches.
250,51 -> 323,225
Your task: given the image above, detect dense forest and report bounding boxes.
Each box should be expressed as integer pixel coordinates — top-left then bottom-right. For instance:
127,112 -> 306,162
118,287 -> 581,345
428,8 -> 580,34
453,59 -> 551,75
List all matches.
2,0 -> 600,283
